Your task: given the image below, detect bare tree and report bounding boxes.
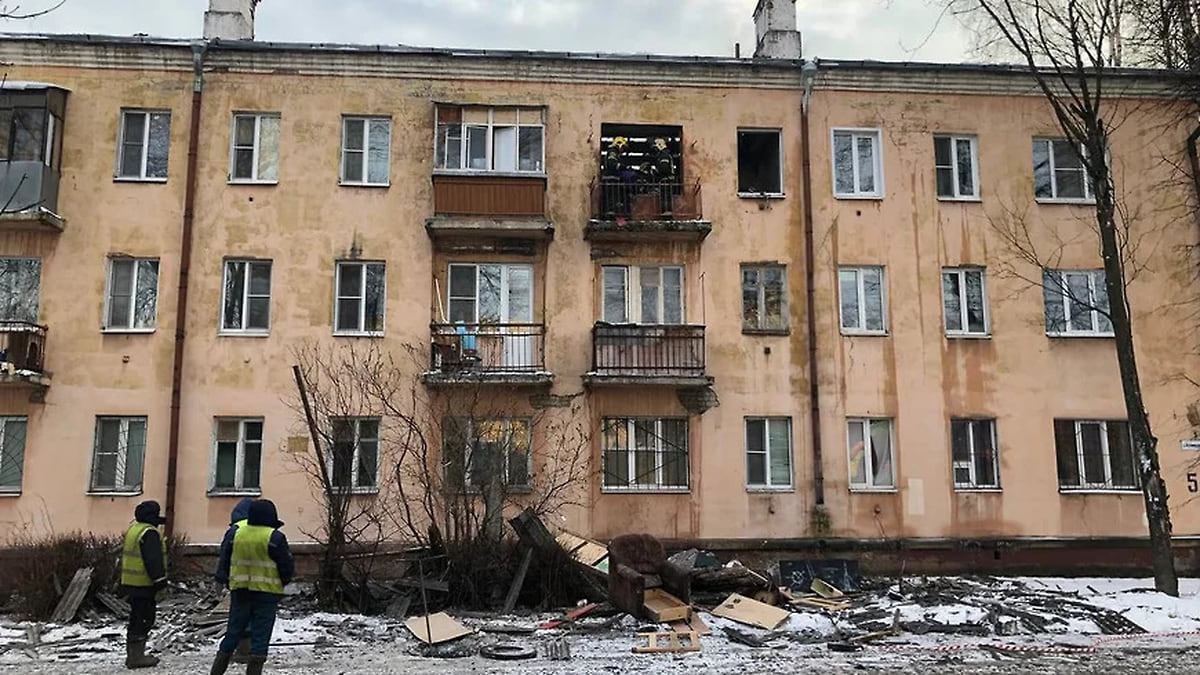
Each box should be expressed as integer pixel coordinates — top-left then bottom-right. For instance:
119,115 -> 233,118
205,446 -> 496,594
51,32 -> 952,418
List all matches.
0,1 -> 64,20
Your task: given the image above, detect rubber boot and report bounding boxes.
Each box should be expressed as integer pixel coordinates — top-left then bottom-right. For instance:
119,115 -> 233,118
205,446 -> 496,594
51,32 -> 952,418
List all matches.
245,655 -> 266,675
232,637 -> 252,664
208,650 -> 233,675
124,638 -> 160,669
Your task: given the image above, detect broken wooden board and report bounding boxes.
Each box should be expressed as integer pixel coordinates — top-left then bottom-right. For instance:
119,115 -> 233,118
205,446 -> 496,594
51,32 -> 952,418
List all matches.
643,588 -> 691,623
94,592 -> 130,619
50,568 -> 93,624
503,548 -> 534,613
633,631 -> 701,654
793,597 -> 851,611
669,614 -> 711,636
555,532 -> 609,569
539,603 -> 599,630
711,593 -> 790,630
811,578 -> 844,599
404,613 -> 474,644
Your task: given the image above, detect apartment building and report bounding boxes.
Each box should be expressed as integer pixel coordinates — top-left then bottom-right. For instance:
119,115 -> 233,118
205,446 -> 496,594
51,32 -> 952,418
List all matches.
0,0 -> 1196,558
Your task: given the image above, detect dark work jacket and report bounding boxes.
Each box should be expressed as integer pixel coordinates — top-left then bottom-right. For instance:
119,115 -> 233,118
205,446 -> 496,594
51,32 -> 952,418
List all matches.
123,528 -> 167,600
214,526 -> 295,589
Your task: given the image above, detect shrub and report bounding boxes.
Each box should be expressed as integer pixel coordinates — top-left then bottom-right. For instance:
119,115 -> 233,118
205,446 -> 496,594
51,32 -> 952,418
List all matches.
0,532 -> 123,620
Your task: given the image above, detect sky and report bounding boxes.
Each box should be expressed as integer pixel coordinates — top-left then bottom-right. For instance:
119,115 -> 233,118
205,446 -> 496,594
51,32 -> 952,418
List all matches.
2,0 -> 974,63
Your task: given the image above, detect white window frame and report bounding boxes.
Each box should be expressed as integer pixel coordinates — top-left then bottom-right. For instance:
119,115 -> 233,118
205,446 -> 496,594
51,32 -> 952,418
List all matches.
831,127 -> 884,199
0,416 -> 27,494
103,257 -> 160,333
447,262 -> 534,324
846,417 -> 896,491
1059,420 -> 1138,492
89,416 -> 147,494
209,417 -> 264,495
330,417 -> 380,494
838,266 -> 887,335
229,112 -> 280,184
334,261 -> 386,336
220,259 -> 272,335
434,107 -> 546,176
741,264 -> 788,333
941,267 -> 989,338
933,134 -> 979,200
1044,269 -> 1113,337
445,418 -> 533,493
950,418 -> 1000,490
736,127 -> 785,197
601,265 -> 686,325
340,116 -> 391,187
1033,137 -> 1094,203
601,417 -> 690,493
745,417 -> 793,491
116,109 -> 171,181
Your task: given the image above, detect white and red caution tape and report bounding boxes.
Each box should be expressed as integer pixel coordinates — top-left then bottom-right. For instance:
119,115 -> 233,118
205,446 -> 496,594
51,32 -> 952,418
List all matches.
866,628 -> 1200,655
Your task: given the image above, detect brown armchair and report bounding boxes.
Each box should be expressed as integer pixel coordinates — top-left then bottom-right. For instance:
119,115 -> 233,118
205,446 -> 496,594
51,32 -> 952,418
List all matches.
607,533 -> 692,621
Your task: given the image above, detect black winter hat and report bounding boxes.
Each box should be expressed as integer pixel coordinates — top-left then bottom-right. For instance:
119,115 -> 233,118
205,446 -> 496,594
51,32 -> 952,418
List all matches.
134,500 -> 167,526
248,499 -> 284,529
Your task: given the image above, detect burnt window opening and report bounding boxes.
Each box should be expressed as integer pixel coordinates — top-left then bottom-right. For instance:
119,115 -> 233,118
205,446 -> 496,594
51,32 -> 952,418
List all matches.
598,123 -> 685,218
737,129 -> 782,195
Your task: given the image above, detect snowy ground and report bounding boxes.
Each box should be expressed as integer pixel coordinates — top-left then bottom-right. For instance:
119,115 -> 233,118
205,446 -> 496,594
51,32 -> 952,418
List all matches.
5,577 -> 1200,674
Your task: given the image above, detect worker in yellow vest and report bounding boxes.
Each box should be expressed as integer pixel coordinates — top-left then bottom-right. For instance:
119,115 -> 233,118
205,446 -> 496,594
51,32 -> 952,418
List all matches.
119,500 -> 168,669
223,497 -> 255,664
209,499 -> 294,675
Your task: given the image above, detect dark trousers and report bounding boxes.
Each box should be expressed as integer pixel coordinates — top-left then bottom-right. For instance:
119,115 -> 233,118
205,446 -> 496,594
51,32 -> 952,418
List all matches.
218,590 -> 279,657
127,595 -> 156,640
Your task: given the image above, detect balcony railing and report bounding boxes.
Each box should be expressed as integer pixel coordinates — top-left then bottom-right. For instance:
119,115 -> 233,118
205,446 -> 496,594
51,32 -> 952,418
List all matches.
0,321 -> 47,375
591,179 -> 703,221
429,323 -> 546,375
590,323 -> 706,379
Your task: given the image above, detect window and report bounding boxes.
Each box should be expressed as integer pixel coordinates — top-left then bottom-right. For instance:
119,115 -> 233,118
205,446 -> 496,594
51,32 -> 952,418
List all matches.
601,266 -> 684,324
335,262 -> 385,334
0,257 -> 40,323
447,263 -> 533,324
435,105 -> 544,173
602,417 -> 689,491
1033,138 -> 1091,201
847,418 -> 895,490
221,260 -> 272,333
331,418 -> 379,492
838,266 -> 886,334
443,418 -> 530,492
0,417 -> 27,493
832,128 -> 882,197
951,419 -> 999,489
1054,420 -> 1138,490
90,416 -> 147,493
117,110 -> 170,180
104,258 -> 159,331
741,264 -> 787,332
942,268 -> 988,336
211,418 -> 263,494
746,417 -> 792,489
0,104 -> 62,169
229,113 -> 280,183
934,134 -> 978,199
737,129 -> 783,195
1043,269 -> 1112,336
341,117 -> 390,185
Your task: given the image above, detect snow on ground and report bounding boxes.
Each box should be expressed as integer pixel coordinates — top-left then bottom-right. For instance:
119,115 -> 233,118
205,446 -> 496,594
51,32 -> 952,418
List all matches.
1020,577 -> 1200,633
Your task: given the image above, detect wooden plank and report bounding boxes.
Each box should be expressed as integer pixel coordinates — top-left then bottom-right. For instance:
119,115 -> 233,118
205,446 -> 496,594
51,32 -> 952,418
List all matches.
669,614 -> 711,636
50,568 -> 93,624
539,603 -> 599,630
404,613 -> 474,644
643,588 -> 691,623
94,592 -> 130,619
811,578 -> 845,599
632,631 -> 701,654
555,532 -> 588,555
503,548 -> 534,613
572,542 -> 609,567
710,593 -> 790,631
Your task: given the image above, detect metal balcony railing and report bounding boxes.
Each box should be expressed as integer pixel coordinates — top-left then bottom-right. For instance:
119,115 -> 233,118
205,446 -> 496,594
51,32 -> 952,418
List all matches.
591,179 -> 703,221
430,323 -> 546,374
0,321 -> 47,374
591,323 -> 706,378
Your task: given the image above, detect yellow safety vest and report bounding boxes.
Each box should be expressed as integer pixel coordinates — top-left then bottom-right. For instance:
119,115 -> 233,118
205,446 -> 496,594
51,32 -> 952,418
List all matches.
229,524 -> 284,594
120,522 -> 166,587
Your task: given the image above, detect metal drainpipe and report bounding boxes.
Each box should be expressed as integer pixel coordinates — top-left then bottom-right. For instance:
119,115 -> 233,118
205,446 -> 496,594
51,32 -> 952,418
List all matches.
800,60 -> 825,506
164,41 -> 207,539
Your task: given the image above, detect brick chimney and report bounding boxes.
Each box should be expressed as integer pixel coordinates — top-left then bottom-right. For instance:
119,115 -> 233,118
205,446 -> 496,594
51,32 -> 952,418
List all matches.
753,0 -> 801,59
204,0 -> 260,41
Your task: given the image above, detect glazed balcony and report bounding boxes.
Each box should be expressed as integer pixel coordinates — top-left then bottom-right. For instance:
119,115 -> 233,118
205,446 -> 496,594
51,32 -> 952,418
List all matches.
586,179 -> 709,242
0,161 -> 63,232
0,82 -> 68,233
0,321 -> 50,400
584,323 -> 710,387
423,323 -> 552,387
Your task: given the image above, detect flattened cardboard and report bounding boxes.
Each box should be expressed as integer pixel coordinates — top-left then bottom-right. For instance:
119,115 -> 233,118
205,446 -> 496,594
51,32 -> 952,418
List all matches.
711,593 -> 790,630
405,612 -> 474,644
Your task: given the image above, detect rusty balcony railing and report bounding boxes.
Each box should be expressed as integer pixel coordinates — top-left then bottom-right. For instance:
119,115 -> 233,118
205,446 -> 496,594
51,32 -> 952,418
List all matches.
430,323 -> 546,374
591,179 -> 703,221
0,321 -> 47,374
591,323 -> 706,379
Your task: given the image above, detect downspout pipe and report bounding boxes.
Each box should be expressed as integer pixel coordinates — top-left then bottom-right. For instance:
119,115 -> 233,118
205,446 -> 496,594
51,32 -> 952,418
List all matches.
800,60 -> 824,506
165,41 -> 207,538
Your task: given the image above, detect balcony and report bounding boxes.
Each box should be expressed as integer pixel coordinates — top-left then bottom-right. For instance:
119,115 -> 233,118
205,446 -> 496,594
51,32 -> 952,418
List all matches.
0,321 -> 50,400
422,323 -> 552,387
586,179 -> 710,242
0,82 -> 68,233
0,162 -> 63,232
428,174 -> 552,240
585,323 -> 710,387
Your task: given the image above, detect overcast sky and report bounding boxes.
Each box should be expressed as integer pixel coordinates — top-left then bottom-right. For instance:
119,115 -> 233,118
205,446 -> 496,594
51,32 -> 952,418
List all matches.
4,0 -> 972,62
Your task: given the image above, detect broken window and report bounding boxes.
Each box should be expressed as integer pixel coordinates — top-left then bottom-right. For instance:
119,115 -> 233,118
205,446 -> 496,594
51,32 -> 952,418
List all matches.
602,417 -> 689,491
741,264 -> 786,332
737,129 -> 782,195
221,260 -> 272,333
435,105 -> 544,173
341,116 -> 391,185
951,418 -> 999,489
0,257 -> 40,323
105,257 -> 159,331
335,261 -> 385,334
847,418 -> 894,490
230,113 -> 280,182
942,267 -> 988,336
211,418 -> 263,494
601,265 -> 684,325
934,134 -> 978,199
118,110 -> 171,180
832,128 -> 882,197
90,416 -> 147,493
331,417 -> 379,492
745,417 -> 792,489
1033,138 -> 1091,201
443,418 -> 531,492
838,266 -> 886,334
1054,419 -> 1137,490
1043,269 -> 1112,336
0,417 -> 26,493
